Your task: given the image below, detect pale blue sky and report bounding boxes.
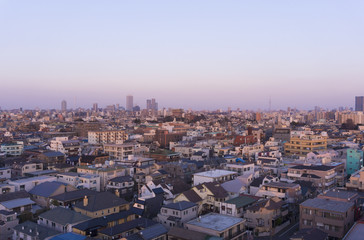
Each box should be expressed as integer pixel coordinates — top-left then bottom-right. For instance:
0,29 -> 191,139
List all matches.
0,0 -> 363,110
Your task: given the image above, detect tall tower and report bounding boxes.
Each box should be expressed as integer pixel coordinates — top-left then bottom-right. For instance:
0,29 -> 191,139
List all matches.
355,96 -> 364,111
61,100 -> 67,112
93,103 -> 98,112
126,95 -> 133,111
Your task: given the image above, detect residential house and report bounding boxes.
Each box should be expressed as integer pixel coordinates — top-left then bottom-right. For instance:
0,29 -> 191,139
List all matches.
38,207 -> 90,233
126,223 -> 168,240
0,191 -> 34,214
106,176 -> 135,199
244,197 -> 290,237
73,191 -> 129,218
0,210 -> 18,239
8,175 -> 57,192
98,218 -> 158,240
219,195 -> 260,218
13,221 -> 60,240
193,170 -> 237,186
50,188 -> 98,207
29,181 -> 77,207
77,165 -> 127,191
158,201 -> 198,229
11,161 -> 43,177
255,182 -> 302,203
57,172 -> 101,191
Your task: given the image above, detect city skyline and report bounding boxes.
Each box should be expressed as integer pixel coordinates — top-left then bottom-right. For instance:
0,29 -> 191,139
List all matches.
1,1 -> 364,110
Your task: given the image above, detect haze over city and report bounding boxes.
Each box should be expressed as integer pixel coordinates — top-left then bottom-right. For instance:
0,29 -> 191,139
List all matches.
1,0 -> 364,110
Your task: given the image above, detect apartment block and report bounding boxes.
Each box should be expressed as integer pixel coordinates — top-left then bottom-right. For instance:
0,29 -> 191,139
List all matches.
285,135 -> 327,156
346,149 -> 363,175
281,164 -> 337,190
300,197 -> 355,239
88,130 -> 127,144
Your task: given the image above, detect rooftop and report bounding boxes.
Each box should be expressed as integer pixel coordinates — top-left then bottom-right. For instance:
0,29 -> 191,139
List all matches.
193,170 -> 236,178
301,198 -> 354,213
186,213 -> 243,232
162,201 -> 197,211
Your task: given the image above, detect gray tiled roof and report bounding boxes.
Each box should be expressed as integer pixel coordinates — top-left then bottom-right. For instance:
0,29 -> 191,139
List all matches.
39,207 -> 90,225
163,201 -> 197,211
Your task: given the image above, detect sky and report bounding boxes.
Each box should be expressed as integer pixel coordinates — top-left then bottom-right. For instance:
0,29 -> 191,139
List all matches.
0,0 -> 364,111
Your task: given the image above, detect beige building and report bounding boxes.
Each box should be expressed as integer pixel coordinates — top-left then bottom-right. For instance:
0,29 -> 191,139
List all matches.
346,167 -> 364,190
281,164 -> 337,190
285,135 -> 327,156
244,197 -> 290,237
77,165 -> 127,191
103,142 -> 138,160
88,130 -> 127,144
73,191 -> 129,218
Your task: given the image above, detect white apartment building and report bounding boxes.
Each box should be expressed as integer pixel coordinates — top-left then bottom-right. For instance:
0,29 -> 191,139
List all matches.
8,176 -> 57,191
88,130 -> 127,144
50,137 -> 81,156
57,172 -> 101,191
77,165 -> 127,191
193,170 -> 237,186
0,142 -> 24,156
103,142 -> 139,160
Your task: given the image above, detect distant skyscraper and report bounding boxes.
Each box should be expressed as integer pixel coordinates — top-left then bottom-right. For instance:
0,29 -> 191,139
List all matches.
146,98 -> 158,111
93,103 -> 98,112
61,100 -> 67,112
355,96 -> 364,111
146,99 -> 152,110
126,95 -> 133,111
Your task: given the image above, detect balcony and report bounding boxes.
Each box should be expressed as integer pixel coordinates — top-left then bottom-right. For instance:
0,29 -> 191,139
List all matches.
287,172 -> 302,178
325,172 -> 337,179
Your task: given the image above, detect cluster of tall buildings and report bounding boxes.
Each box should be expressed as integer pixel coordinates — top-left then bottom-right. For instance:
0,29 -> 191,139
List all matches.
60,95 -> 159,112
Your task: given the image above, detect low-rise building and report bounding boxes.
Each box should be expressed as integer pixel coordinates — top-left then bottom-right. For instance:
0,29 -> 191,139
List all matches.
106,176 -> 135,198
193,170 -> 237,186
77,165 -> 127,191
219,195 -> 259,218
244,197 -> 290,237
38,207 -> 90,233
13,221 -> 60,240
8,175 -> 57,191
346,167 -> 364,191
57,172 -> 101,191
158,201 -> 198,229
73,191 -> 129,218
299,197 -> 355,239
0,141 -> 24,156
255,182 -> 302,203
185,213 -> 246,240
281,164 -> 337,190
0,210 -> 18,239
0,167 -> 11,181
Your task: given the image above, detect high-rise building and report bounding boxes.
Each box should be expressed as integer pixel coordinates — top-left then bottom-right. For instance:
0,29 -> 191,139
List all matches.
355,96 -> 364,111
126,95 -> 133,111
61,100 -> 67,112
93,103 -> 98,112
146,99 -> 152,110
146,98 -> 158,111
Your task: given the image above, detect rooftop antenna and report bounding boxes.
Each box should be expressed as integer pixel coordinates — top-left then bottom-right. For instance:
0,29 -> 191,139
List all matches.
269,96 -> 271,112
